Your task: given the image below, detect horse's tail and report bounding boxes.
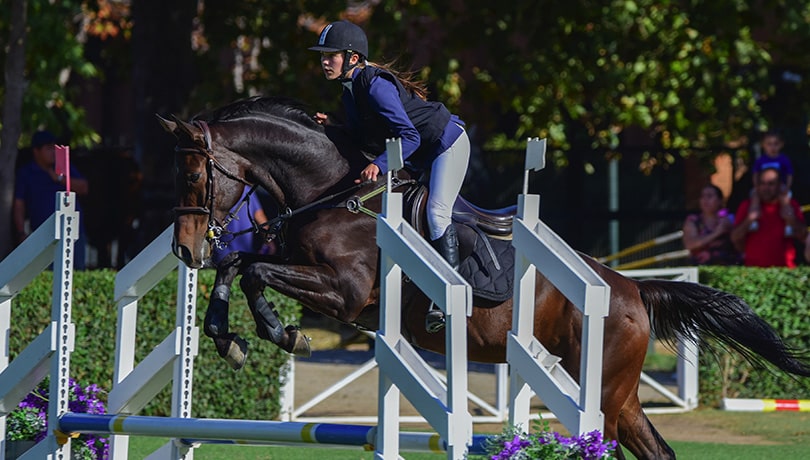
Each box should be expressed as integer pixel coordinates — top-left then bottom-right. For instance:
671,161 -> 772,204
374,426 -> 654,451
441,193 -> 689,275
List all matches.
638,278 -> 810,377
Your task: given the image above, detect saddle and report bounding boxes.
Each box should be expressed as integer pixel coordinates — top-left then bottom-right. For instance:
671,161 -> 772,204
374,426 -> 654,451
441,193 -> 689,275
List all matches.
402,184 -> 516,302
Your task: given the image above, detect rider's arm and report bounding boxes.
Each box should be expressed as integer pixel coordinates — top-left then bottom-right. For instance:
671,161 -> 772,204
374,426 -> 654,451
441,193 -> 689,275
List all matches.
367,76 -> 420,173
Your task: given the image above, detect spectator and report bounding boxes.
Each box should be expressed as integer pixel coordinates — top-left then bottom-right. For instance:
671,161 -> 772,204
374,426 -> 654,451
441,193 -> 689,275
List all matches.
13,130 -> 89,269
211,186 -> 275,266
731,167 -> 806,267
682,184 -> 740,265
748,129 -> 795,235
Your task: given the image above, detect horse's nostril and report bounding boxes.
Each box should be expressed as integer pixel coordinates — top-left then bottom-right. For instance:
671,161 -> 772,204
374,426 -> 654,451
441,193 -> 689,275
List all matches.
172,242 -> 194,266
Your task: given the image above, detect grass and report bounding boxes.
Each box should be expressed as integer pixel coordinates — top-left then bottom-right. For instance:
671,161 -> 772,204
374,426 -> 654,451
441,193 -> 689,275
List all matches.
665,442 -> 806,460
124,410 -> 810,459
128,437 -> 441,459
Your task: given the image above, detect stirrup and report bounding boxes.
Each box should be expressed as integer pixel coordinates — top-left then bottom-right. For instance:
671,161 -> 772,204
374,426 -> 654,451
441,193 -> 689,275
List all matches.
425,309 -> 446,333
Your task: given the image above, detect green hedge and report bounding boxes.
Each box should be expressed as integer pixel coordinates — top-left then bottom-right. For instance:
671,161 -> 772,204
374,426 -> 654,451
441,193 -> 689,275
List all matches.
10,269 -> 300,419
698,266 -> 810,407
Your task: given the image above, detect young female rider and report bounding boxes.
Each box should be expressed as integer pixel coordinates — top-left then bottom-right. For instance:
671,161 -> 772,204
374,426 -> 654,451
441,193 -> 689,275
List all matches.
310,20 -> 470,332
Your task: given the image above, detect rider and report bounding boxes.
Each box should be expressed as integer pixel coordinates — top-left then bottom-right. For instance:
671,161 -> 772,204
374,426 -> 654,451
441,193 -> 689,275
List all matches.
309,20 -> 470,332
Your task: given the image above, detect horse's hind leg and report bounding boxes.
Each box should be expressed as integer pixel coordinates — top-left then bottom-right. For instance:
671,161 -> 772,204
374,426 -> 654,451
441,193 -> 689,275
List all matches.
240,271 -> 311,358
617,395 -> 676,460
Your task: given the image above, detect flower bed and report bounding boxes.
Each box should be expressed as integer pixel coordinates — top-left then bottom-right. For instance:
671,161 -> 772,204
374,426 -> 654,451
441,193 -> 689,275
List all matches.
6,378 -> 109,459
484,418 -> 617,460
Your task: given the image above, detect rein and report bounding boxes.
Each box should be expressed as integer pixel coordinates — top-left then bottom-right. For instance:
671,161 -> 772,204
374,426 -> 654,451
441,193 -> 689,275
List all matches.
250,175 -> 411,237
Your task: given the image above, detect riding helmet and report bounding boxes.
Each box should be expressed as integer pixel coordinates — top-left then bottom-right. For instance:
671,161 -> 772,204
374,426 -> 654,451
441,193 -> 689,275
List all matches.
308,20 -> 368,59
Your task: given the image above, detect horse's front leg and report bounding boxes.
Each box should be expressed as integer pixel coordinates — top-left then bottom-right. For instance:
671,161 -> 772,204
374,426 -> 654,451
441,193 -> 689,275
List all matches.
205,251 -> 243,337
206,251 -> 257,370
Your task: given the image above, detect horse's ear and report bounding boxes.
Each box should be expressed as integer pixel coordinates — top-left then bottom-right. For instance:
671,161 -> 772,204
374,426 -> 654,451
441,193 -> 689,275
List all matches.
170,115 -> 205,145
156,114 -> 178,136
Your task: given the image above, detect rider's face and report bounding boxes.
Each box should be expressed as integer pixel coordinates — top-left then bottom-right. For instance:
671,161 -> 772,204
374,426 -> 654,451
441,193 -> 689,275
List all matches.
320,52 -> 358,80
320,52 -> 344,80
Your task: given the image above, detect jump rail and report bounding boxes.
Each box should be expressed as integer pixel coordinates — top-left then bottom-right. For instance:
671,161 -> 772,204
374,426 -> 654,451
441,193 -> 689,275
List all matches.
0,192 -> 80,460
106,225 -> 199,460
508,138 -> 609,434
58,413 -> 491,455
621,268 -> 699,413
374,138 -> 473,459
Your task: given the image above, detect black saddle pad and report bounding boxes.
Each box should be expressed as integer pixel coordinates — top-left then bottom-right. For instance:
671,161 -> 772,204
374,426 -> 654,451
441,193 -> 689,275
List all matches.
458,233 -> 514,302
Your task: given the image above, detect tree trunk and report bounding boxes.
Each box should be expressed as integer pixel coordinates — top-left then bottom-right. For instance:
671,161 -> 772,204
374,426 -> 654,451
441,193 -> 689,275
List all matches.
0,0 -> 28,259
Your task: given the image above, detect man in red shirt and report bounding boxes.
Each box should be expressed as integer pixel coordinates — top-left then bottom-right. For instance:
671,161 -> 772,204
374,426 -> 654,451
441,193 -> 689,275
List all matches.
731,167 -> 807,267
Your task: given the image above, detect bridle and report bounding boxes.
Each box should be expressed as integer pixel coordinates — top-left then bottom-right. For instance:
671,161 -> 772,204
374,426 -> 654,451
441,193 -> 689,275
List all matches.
172,120 -> 254,248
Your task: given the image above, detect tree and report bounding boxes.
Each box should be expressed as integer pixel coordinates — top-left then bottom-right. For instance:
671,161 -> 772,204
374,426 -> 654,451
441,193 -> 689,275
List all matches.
0,0 -> 98,258
0,0 -> 27,258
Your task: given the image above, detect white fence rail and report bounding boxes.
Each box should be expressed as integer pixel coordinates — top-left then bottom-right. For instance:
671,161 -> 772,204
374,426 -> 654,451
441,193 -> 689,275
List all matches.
0,192 -> 80,460
373,138 -> 473,459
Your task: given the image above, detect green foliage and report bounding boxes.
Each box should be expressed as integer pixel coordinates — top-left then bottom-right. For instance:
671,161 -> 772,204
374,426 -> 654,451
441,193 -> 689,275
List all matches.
5,407 -> 45,441
360,0 -> 779,161
50,1 -> 803,159
0,0 -> 100,147
10,269 -> 300,419
5,1 -> 810,161
190,1 -> 345,111
698,266 -> 810,407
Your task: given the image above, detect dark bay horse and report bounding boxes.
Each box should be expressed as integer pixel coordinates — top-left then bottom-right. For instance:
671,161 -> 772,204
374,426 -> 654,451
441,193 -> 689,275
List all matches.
161,96 -> 810,460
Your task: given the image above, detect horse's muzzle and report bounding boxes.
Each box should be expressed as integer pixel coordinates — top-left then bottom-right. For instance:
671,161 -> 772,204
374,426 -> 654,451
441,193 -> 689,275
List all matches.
172,238 -> 206,269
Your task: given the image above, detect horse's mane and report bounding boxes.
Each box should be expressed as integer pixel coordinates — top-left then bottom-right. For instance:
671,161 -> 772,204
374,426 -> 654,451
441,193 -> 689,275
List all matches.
194,96 -> 324,131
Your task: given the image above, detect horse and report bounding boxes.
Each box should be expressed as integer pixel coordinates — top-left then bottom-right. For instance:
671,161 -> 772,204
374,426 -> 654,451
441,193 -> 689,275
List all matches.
160,96 -> 810,460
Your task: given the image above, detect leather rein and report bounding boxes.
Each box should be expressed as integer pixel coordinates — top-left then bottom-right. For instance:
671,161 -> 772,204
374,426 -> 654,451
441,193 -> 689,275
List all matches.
172,120 -> 412,251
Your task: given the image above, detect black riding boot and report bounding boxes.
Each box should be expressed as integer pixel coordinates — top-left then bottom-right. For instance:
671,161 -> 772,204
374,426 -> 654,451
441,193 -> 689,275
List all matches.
426,225 -> 459,332
430,224 -> 460,269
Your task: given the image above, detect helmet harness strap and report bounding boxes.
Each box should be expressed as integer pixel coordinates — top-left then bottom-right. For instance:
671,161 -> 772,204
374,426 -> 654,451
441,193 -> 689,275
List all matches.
339,50 -> 361,82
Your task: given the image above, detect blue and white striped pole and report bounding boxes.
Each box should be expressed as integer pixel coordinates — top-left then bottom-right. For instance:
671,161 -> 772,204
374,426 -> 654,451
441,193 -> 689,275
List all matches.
58,413 -> 490,455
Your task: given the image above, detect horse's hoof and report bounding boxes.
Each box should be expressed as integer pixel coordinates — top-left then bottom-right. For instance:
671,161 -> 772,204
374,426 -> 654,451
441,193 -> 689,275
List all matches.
213,333 -> 249,371
425,309 -> 446,333
285,325 -> 311,358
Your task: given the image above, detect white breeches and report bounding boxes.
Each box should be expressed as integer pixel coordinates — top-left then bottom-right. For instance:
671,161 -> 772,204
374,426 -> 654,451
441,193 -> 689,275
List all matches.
427,128 -> 470,240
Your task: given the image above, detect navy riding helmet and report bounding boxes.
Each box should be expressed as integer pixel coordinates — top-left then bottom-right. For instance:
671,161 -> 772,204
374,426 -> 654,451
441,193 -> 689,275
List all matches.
308,20 -> 369,59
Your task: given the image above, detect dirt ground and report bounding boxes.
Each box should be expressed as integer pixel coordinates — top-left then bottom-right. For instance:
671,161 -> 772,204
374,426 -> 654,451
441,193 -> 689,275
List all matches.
288,317 -> 770,446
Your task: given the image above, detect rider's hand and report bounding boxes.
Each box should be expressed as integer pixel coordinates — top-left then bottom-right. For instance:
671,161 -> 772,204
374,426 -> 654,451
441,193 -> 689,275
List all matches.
356,163 -> 380,184
313,112 -> 329,125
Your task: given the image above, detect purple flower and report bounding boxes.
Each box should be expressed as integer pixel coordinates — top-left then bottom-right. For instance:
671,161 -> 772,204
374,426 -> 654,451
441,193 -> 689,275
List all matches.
491,434 -> 531,459
6,378 -> 109,459
485,418 -> 618,459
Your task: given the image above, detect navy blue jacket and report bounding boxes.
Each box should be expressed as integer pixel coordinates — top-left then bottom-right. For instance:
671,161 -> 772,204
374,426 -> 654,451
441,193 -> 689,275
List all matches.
342,66 -> 462,172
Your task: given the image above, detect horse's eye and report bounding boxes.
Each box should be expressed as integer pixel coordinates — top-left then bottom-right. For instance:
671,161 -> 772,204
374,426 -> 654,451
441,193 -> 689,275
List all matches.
187,172 -> 202,183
